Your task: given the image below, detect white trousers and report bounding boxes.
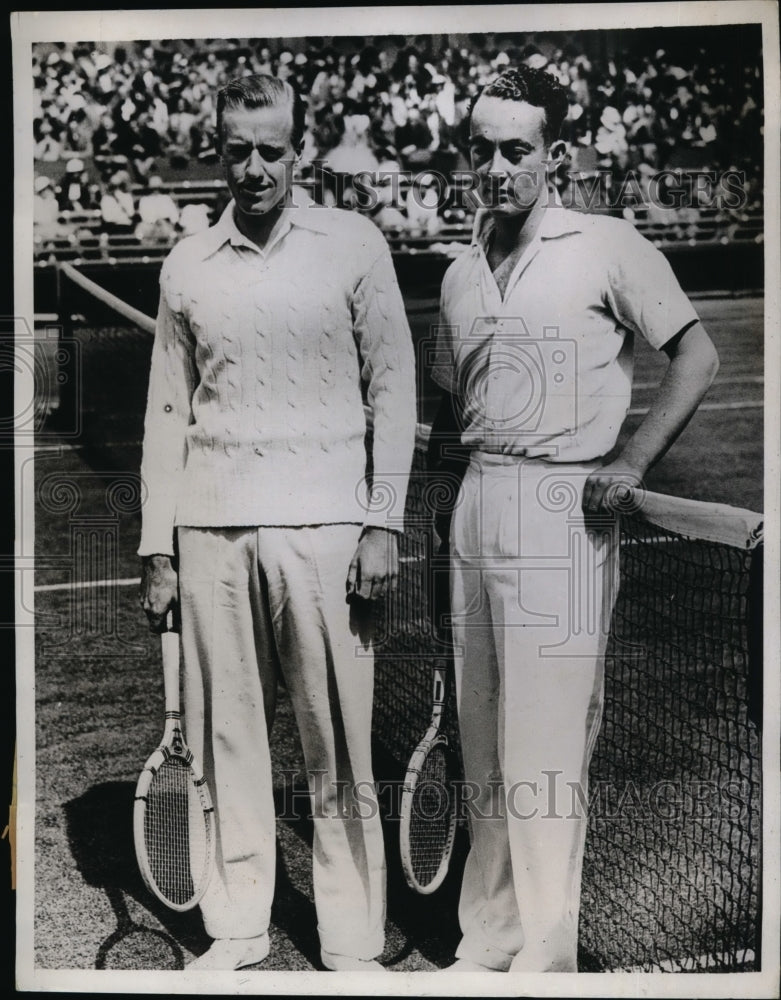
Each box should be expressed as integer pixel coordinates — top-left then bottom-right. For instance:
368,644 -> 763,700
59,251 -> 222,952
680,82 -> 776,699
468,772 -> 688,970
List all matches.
449,453 -> 619,972
177,525 -> 386,959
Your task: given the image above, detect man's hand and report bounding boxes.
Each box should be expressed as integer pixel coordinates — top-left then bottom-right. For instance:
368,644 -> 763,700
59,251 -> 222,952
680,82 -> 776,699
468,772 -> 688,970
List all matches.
582,461 -> 645,517
139,554 -> 178,633
346,528 -> 399,601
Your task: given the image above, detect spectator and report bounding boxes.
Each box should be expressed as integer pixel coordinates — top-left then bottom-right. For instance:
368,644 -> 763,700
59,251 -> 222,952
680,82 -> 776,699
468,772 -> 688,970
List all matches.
198,51 -> 222,88
63,107 -> 94,155
177,200 -> 212,236
93,51 -> 117,96
405,170 -> 443,235
57,158 -> 100,212
323,112 -> 380,175
594,105 -> 629,168
296,122 -> 321,172
365,157 -> 408,232
149,86 -> 171,138
34,175 -> 65,243
91,111 -> 126,169
191,113 -> 219,162
167,96 -> 198,164
33,118 -> 63,162
128,108 -> 164,182
135,175 -> 180,242
100,170 -> 136,235
394,104 -> 435,168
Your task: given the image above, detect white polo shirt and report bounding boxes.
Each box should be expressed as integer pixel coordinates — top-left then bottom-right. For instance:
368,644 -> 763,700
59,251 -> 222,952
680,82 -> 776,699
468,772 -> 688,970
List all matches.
432,202 -> 700,462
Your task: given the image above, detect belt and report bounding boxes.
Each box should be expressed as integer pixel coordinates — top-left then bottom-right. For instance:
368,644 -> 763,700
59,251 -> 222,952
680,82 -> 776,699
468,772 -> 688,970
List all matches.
468,450 -> 602,472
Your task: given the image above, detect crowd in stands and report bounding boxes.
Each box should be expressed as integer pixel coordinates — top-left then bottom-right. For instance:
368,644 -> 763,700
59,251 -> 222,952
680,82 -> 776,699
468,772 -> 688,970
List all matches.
33,32 -> 764,253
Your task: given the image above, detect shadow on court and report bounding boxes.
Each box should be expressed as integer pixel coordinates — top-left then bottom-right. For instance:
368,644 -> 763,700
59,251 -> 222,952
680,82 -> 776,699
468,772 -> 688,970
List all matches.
63,780 -> 326,970
64,782 -> 208,969
63,776 -> 464,971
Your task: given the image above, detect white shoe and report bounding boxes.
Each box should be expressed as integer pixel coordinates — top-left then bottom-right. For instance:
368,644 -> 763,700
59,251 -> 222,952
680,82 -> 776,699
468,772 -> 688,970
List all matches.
320,949 -> 387,971
437,958 -> 504,972
186,934 -> 270,971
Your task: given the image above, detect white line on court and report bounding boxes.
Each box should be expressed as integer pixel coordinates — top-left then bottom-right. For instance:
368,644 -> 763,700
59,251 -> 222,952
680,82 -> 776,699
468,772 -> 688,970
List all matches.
32,439 -> 140,453
34,556 -> 424,592
34,577 -> 141,593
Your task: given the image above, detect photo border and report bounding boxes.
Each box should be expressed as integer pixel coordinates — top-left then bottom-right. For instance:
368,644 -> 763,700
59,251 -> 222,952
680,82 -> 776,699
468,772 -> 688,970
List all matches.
11,4 -> 780,996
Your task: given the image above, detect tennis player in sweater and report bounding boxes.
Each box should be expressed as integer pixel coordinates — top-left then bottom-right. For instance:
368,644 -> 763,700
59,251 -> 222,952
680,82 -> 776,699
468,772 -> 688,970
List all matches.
138,74 -> 416,972
429,65 -> 719,973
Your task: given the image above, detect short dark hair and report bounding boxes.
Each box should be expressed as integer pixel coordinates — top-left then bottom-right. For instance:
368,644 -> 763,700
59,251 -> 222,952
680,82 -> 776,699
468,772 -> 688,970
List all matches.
216,74 -> 306,151
470,65 -> 569,144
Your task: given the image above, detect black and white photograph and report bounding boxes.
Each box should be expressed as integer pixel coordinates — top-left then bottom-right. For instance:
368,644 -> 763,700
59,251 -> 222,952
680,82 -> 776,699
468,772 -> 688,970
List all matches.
10,3 -> 780,995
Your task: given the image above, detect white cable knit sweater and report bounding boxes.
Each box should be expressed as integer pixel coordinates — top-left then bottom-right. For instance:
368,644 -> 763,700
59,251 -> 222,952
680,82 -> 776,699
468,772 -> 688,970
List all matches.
138,198 -> 417,556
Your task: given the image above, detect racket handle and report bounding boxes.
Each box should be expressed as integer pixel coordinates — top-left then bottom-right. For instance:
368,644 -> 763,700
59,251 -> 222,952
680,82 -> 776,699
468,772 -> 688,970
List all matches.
430,660 -> 448,727
161,626 -> 181,718
432,659 -> 448,702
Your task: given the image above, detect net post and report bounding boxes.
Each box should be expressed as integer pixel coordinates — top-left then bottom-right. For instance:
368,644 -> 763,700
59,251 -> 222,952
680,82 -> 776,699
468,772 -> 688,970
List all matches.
747,540 -> 763,969
747,542 -> 763,730
51,262 -> 77,433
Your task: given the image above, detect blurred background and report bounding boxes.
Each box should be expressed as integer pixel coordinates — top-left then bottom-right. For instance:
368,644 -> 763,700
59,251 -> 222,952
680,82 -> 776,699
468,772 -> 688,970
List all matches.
32,26 -> 764,310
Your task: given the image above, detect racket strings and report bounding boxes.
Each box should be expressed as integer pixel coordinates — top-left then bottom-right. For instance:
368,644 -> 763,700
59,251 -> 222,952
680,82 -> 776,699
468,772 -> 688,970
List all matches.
143,757 -> 210,908
407,742 -> 456,887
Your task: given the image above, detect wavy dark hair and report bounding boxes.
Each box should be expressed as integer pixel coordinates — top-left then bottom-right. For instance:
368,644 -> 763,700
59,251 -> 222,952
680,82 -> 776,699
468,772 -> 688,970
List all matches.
216,74 -> 306,151
470,65 -> 569,143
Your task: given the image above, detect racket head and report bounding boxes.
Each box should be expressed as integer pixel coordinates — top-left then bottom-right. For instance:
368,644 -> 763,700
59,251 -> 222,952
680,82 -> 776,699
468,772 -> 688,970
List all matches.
399,730 -> 458,895
133,740 -> 216,912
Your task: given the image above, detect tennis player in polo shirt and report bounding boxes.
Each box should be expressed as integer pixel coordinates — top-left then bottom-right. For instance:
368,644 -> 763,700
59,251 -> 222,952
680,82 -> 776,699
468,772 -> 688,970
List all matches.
429,65 -> 719,973
138,74 -> 416,972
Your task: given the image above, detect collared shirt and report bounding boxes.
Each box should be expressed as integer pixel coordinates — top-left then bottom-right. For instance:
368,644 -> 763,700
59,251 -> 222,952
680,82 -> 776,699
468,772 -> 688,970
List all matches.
138,192 -> 416,556
432,201 -> 699,462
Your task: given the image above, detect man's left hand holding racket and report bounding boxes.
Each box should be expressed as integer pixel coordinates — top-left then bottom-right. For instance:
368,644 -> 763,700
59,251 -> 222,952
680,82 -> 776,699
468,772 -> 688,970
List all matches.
135,555 -> 216,912
140,553 -> 179,634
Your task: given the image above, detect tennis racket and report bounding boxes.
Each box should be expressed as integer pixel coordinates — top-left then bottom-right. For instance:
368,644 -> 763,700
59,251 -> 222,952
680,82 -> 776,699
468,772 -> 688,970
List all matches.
399,656 -> 458,894
399,540 -> 458,894
133,613 -> 215,911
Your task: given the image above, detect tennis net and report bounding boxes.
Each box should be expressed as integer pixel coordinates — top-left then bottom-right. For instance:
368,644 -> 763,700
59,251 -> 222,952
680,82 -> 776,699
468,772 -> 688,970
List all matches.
370,429 -> 763,974
50,261 -> 763,973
